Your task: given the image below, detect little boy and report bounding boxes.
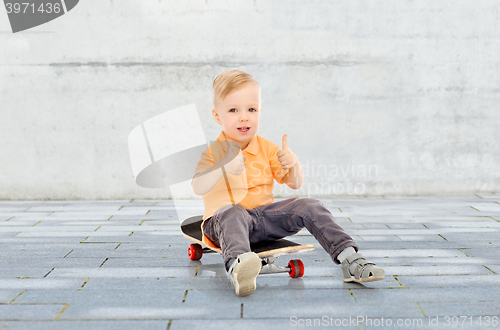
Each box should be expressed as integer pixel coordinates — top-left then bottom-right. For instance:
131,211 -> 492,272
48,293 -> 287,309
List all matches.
191,70 -> 384,297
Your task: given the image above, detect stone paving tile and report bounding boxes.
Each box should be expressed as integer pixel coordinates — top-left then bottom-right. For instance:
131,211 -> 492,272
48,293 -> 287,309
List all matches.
1,321 -> 169,330
170,319 -> 298,330
46,267 -> 197,278
0,212 -> 53,218
14,289 -> 185,305
423,221 -> 500,228
0,290 -> 27,303
396,275 -> 500,288
26,206 -> 122,212
0,278 -> 87,290
436,233 -> 500,242
15,232 -> 132,238
352,286 -> 500,304
380,265 -> 492,276
0,257 -> 108,268
355,240 -> 496,250
0,304 -> 66,321
350,216 -> 497,222
0,207 -> 30,212
485,264 -> 500,273
0,221 -> 40,226
418,301 -> 500,317
0,226 -> 101,232
0,268 -> 55,279
34,220 -> 143,226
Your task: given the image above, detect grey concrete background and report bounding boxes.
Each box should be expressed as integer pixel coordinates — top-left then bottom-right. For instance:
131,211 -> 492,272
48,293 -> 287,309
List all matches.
1,1 -> 499,200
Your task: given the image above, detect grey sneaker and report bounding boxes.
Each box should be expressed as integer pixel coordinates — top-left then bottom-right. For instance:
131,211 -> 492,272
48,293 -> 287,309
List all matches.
340,252 -> 385,283
227,252 -> 261,296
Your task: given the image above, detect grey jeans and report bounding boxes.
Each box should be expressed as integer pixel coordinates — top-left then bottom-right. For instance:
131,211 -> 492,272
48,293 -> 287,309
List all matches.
202,197 -> 358,266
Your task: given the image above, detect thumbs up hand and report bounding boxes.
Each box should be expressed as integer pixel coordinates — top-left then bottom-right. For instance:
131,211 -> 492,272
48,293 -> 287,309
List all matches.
277,134 -> 298,170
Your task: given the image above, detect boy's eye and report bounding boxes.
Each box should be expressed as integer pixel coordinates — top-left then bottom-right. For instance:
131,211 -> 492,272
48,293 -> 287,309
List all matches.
229,108 -> 257,112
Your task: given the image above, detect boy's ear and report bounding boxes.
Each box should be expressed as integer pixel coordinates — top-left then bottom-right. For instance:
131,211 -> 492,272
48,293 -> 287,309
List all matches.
212,108 -> 220,123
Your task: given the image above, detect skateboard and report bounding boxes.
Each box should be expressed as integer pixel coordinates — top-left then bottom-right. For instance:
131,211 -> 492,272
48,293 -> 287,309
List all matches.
181,215 -> 315,278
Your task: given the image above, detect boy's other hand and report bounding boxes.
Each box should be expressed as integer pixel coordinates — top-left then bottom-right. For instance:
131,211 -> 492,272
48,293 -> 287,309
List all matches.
224,149 -> 246,175
277,134 -> 298,170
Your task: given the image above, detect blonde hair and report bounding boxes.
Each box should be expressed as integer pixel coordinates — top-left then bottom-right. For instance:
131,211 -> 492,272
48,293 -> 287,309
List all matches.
213,70 -> 261,107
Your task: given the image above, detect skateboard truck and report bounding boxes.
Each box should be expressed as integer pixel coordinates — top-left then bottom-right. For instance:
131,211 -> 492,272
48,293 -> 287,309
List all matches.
260,256 -> 305,278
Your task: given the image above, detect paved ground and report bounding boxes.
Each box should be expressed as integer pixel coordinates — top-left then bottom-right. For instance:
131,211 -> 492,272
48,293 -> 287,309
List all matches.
0,196 -> 499,329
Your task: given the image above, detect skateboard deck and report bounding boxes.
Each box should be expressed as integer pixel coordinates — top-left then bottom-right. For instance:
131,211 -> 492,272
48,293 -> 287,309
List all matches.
181,216 -> 315,258
181,215 -> 315,278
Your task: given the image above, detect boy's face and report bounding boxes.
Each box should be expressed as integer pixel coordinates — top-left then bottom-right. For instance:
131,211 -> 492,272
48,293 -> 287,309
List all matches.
212,82 -> 261,150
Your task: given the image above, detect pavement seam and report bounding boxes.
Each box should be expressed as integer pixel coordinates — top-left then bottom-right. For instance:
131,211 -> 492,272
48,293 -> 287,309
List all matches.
348,289 -> 356,302
182,289 -> 190,303
393,275 -> 405,288
438,234 -> 448,241
43,267 -> 55,278
414,302 -> 427,317
54,303 -> 70,320
9,290 -> 25,304
79,278 -> 90,290
99,258 -> 109,267
482,265 -> 497,274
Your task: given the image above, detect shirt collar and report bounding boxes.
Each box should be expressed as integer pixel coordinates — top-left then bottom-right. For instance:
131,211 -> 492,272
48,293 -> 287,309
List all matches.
216,131 -> 259,155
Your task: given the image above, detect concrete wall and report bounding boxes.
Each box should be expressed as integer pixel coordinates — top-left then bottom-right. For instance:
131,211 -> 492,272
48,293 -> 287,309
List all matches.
1,0 -> 499,199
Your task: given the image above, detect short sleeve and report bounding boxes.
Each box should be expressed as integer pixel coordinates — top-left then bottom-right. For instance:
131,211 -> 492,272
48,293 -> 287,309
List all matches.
269,143 -> 289,184
190,142 -> 229,186
191,147 -> 214,186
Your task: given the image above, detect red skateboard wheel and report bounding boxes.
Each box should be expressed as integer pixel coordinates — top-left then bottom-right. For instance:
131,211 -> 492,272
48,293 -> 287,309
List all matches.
188,243 -> 203,260
288,259 -> 304,278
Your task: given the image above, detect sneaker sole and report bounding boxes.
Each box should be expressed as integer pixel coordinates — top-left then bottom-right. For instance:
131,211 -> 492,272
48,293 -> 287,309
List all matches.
343,274 -> 385,283
342,270 -> 385,283
234,255 -> 261,297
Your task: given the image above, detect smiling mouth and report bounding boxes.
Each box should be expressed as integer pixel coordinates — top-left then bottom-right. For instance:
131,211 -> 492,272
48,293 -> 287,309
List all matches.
238,127 -> 250,132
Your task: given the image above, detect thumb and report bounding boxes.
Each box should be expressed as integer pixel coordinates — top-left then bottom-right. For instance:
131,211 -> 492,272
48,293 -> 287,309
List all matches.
282,134 -> 288,149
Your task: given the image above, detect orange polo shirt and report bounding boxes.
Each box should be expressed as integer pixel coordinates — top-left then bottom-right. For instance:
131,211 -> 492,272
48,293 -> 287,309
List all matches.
191,131 -> 289,247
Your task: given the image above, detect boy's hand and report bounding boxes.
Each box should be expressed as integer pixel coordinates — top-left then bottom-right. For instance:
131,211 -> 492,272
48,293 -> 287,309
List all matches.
223,149 -> 246,175
277,134 -> 298,170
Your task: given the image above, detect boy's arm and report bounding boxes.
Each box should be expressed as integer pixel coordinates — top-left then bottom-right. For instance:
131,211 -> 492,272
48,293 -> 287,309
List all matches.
192,167 -> 224,195
281,160 -> 304,189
